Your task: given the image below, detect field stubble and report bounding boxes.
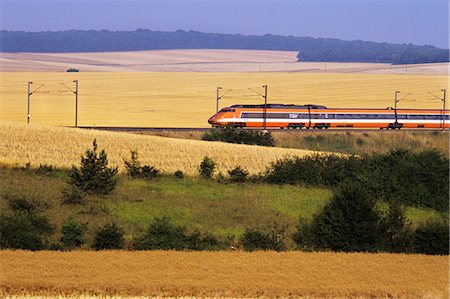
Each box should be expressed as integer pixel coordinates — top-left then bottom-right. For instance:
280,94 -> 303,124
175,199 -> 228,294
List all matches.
0,250 -> 448,298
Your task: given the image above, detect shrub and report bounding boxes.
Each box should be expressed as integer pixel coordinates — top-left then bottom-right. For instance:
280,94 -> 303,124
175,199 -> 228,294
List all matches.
240,228 -> 285,251
134,217 -> 220,250
124,150 -> 160,179
295,183 -> 382,252
202,127 -> 275,147
413,221 -> 449,255
69,139 -> 118,195
378,202 -> 412,253
140,165 -> 160,178
199,156 -> 216,179
61,219 -> 85,249
174,170 -> 184,179
134,217 -> 187,250
8,196 -> 50,214
66,68 -> 79,72
0,198 -> 54,250
264,150 -> 449,212
61,185 -> 84,205
93,223 -> 124,250
124,150 -> 141,177
227,166 -> 249,183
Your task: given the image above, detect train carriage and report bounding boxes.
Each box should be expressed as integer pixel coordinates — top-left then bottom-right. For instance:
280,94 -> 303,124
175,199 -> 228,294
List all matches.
208,104 -> 450,129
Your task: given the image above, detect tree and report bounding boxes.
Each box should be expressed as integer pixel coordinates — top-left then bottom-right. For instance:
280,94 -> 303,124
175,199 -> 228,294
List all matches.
61,219 -> 85,249
93,223 -> 124,250
199,156 -> 216,179
69,139 -> 118,195
305,183 -> 382,252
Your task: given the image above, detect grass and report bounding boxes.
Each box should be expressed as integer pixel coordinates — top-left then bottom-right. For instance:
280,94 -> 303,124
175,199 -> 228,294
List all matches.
0,166 -> 332,245
0,250 -> 448,298
0,166 -> 446,247
1,72 -> 447,127
0,121 -> 321,175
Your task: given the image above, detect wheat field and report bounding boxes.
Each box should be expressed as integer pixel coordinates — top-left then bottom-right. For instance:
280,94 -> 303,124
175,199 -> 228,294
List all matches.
0,250 -> 447,298
0,72 -> 447,127
0,121 -> 321,175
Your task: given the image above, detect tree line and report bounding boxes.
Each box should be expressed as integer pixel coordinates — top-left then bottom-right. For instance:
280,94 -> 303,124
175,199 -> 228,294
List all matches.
1,30 -> 448,64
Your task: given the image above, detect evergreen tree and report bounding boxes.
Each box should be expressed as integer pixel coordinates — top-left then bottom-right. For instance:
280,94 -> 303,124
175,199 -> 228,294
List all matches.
69,139 -> 118,195
309,183 -> 381,252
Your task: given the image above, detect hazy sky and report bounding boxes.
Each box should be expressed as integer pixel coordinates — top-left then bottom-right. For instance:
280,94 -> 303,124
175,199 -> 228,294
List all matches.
1,0 -> 449,48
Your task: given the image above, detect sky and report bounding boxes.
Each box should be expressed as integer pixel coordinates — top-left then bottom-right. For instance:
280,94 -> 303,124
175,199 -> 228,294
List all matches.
1,0 -> 449,49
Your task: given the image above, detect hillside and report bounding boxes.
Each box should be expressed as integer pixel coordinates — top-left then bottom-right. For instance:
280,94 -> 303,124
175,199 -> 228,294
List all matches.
1,49 -> 449,74
1,30 -> 449,64
0,122 -> 319,175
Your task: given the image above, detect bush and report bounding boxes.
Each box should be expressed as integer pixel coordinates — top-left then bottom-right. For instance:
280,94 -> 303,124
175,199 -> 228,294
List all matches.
174,170 -> 184,179
134,217 -> 187,250
240,228 -> 285,251
294,183 -> 382,252
265,150 -> 449,212
134,217 -> 220,250
69,139 -> 118,195
199,156 -> 216,179
93,223 -> 124,250
7,196 -> 50,214
378,202 -> 412,253
124,150 -> 160,179
0,211 -> 54,250
61,185 -> 84,205
413,221 -> 449,255
227,166 -> 249,183
124,150 -> 141,177
202,127 -> 275,147
66,68 -> 79,72
61,219 -> 85,249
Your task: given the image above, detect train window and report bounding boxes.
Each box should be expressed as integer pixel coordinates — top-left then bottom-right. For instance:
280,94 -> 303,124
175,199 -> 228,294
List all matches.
219,108 -> 235,112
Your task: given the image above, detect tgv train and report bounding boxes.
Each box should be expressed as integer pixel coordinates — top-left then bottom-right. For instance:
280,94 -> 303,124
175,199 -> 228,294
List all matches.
207,104 -> 450,129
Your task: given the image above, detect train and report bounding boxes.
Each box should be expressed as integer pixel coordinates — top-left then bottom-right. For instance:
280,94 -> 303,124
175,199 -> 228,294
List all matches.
208,104 -> 449,130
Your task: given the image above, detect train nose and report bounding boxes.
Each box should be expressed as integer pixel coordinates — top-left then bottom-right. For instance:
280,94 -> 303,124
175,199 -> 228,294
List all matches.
208,115 -> 217,125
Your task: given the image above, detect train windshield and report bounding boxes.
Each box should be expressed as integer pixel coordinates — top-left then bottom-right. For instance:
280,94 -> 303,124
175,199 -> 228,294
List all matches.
219,108 -> 235,112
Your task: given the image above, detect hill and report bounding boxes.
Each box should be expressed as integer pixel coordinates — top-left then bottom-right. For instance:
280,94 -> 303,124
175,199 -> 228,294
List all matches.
1,30 -> 449,64
0,121 -> 319,175
1,49 -> 449,74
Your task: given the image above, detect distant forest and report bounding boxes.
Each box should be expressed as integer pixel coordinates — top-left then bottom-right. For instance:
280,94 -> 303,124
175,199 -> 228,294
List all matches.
1,29 -> 449,64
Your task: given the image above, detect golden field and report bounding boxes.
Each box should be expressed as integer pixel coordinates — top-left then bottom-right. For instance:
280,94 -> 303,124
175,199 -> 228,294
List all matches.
0,71 -> 447,127
0,121 -> 320,175
0,250 -> 448,298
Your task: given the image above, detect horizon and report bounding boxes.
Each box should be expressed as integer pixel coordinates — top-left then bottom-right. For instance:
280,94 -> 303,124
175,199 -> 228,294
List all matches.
1,1 -> 448,49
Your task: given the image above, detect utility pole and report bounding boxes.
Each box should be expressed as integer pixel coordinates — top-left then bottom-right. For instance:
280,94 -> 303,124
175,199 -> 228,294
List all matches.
27,81 -> 32,124
26,81 -> 45,124
74,80 -> 79,127
394,90 -> 400,124
263,85 -> 268,130
427,89 -> 447,130
216,86 -> 222,113
441,89 -> 446,130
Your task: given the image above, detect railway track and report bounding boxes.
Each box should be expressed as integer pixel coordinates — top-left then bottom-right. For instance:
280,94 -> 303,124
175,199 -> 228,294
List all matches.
74,126 -> 447,133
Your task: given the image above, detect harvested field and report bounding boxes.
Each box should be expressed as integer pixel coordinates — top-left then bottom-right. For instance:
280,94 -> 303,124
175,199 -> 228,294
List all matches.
1,50 -> 448,74
0,122 -> 320,175
0,71 -> 447,127
0,250 -> 448,298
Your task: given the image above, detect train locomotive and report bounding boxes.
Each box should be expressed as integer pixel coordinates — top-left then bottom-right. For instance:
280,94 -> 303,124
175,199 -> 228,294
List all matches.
208,104 -> 449,130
